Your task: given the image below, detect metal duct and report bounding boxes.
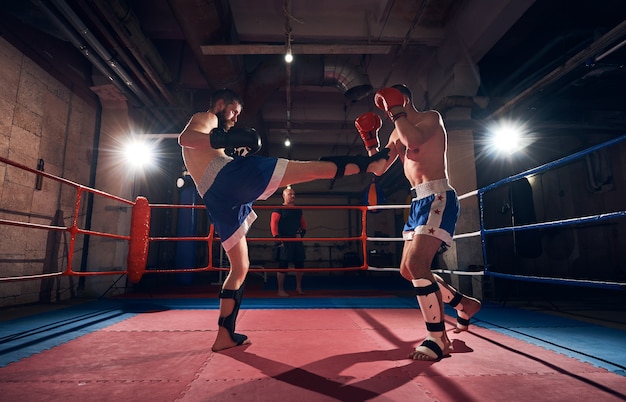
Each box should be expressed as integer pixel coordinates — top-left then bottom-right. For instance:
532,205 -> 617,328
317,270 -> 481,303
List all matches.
48,0 -> 155,107
32,1 -> 139,102
35,0 -> 173,127
322,56 -> 372,102
89,0 -> 176,104
242,55 -> 373,122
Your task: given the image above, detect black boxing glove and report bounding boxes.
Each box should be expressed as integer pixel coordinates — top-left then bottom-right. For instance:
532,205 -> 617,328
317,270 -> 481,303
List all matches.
210,127 -> 262,156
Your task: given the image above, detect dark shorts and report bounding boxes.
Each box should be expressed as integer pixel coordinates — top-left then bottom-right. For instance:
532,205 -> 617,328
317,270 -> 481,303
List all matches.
275,241 -> 305,264
199,155 -> 288,251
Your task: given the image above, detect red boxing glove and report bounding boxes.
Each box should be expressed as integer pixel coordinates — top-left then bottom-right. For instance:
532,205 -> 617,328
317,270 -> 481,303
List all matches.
374,87 -> 407,121
355,112 -> 383,150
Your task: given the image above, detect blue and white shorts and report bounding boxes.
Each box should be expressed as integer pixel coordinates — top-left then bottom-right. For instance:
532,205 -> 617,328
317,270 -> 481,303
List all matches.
198,155 -> 288,251
403,179 -> 459,246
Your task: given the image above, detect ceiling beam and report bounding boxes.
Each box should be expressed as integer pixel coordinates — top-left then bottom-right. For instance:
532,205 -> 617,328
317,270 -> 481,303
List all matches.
200,44 -> 392,55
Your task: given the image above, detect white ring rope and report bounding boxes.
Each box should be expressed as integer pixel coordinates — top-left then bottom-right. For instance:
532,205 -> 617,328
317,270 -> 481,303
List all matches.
366,190 -> 483,276
457,190 -> 478,200
366,204 -> 408,210
366,265 -> 484,276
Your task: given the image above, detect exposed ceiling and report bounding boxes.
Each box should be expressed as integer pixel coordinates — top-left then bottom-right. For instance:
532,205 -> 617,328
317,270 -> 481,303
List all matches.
1,0 -> 625,197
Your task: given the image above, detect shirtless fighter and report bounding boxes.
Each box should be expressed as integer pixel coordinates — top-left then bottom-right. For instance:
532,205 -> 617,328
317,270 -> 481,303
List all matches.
357,84 -> 481,361
179,88 -> 389,352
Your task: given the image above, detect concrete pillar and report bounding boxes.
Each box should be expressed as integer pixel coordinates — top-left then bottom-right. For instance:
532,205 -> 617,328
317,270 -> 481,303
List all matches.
82,84 -> 135,296
443,106 -> 484,299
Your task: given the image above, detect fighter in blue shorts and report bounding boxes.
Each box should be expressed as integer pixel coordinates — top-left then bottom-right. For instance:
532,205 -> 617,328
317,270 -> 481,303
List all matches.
402,178 -> 459,246
358,84 -> 482,361
198,155 -> 288,252
179,88 -> 389,352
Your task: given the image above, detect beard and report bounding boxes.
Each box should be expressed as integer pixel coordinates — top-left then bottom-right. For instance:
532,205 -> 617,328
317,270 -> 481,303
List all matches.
217,110 -> 234,131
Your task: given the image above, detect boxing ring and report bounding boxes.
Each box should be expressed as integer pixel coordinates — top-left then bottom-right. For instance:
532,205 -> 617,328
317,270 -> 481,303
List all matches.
2,136 -> 626,402
369,133 -> 626,291
1,134 -> 625,293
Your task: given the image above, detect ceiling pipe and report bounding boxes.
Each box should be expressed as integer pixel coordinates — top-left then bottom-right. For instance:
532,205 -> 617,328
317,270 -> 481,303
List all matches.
89,0 -> 178,107
84,0 -> 186,125
322,56 -> 373,102
36,0 -> 170,127
242,55 -> 373,123
48,0 -> 155,108
167,0 -> 247,95
73,1 -> 164,104
32,2 -> 141,104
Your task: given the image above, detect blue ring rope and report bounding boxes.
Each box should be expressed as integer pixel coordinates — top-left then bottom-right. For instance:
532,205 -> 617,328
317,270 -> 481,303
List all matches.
475,134 -> 626,290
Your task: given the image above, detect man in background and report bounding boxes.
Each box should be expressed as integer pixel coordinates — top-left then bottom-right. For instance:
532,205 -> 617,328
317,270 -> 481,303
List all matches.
271,186 -> 306,296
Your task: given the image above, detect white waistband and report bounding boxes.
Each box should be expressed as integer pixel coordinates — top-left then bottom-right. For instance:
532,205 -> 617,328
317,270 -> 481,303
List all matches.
411,179 -> 454,201
196,156 -> 234,196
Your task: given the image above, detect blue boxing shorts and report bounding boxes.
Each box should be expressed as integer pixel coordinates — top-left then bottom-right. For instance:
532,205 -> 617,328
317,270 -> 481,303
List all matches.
197,155 -> 288,251
403,179 -> 459,246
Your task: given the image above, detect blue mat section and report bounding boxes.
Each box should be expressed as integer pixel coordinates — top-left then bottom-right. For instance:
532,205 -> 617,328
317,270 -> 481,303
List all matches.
1,297 -> 625,376
0,299 -> 136,367
472,304 -> 626,376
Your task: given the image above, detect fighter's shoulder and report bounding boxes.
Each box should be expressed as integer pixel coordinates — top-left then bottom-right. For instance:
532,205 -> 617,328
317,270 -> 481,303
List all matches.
190,110 -> 216,121
415,110 -> 444,130
419,109 -> 442,121
187,111 -> 218,130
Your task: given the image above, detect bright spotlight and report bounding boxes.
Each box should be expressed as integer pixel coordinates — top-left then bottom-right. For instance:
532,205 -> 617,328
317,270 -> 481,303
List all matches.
284,136 -> 291,147
489,121 -> 528,155
123,138 -> 156,169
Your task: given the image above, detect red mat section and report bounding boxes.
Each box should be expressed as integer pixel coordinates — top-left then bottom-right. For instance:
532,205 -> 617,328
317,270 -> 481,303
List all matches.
1,308 -> 625,401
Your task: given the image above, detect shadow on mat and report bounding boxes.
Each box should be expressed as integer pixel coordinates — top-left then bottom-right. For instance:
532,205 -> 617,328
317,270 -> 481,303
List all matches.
214,309 -> 478,400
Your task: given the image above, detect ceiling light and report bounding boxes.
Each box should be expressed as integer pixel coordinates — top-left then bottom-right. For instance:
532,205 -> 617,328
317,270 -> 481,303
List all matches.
284,136 -> 291,147
284,48 -> 293,63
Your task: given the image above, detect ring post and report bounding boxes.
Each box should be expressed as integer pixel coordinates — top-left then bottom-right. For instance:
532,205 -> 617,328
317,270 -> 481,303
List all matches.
127,196 -> 151,284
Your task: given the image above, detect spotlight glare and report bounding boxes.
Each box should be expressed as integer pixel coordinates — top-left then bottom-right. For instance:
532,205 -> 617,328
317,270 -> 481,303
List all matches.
284,137 -> 291,147
489,121 -> 527,155
124,138 -> 156,169
285,50 -> 293,63
493,128 -> 519,153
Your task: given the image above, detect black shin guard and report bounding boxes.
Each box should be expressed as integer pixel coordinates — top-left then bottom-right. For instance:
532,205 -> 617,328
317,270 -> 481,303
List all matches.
320,148 -> 390,179
446,291 -> 470,327
447,291 -> 463,308
218,285 -> 248,345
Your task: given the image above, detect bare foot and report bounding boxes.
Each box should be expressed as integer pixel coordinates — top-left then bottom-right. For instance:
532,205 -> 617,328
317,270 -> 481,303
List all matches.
408,336 -> 453,361
454,296 -> 482,333
296,289 -> 304,295
278,290 -> 289,297
211,327 -> 251,352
